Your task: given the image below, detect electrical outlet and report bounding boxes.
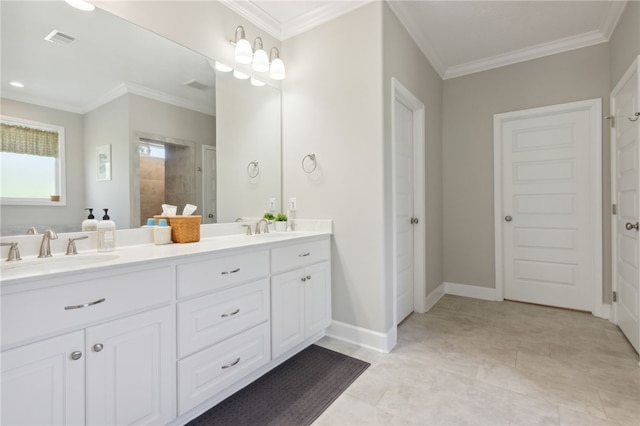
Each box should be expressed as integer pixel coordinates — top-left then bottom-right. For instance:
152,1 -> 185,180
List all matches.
268,198 -> 276,211
289,197 -> 297,211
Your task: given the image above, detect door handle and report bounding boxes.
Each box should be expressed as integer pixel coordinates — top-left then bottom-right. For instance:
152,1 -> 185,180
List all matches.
410,217 -> 419,224
504,216 -> 512,222
625,222 -> 639,231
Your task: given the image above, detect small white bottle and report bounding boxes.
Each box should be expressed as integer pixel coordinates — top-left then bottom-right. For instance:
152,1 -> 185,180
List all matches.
154,219 -> 172,245
97,209 -> 116,252
82,208 -> 98,231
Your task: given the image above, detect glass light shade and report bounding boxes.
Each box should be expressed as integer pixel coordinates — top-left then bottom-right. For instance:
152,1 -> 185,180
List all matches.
214,61 -> 232,72
252,49 -> 269,72
64,0 -> 95,11
234,38 -> 253,64
269,58 -> 286,80
250,77 -> 265,87
233,69 -> 250,80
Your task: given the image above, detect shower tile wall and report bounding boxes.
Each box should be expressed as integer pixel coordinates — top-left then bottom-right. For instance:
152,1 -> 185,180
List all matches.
140,156 -> 165,224
165,144 -> 195,213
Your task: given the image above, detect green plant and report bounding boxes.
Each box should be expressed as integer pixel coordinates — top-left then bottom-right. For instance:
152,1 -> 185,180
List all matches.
275,213 -> 288,222
263,212 -> 275,220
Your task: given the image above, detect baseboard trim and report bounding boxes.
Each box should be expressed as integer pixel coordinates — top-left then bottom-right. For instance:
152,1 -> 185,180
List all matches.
443,281 -> 497,301
424,283 -> 445,312
326,320 -> 396,353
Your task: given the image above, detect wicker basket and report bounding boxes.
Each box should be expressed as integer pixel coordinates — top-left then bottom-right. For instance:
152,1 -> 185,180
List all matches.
154,215 -> 201,243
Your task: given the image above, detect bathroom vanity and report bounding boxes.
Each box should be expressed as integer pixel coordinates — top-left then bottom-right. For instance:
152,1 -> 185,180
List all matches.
0,229 -> 331,425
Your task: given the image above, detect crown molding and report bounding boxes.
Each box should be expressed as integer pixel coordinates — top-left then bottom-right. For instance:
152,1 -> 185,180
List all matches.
280,1 -> 371,40
443,29 -> 608,80
219,0 -> 283,39
82,83 -> 128,114
386,0 -> 445,79
123,82 -> 216,116
601,0 -> 627,39
2,93 -> 85,115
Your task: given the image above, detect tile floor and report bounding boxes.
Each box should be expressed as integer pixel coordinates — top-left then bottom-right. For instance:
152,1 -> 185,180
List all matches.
314,295 -> 640,426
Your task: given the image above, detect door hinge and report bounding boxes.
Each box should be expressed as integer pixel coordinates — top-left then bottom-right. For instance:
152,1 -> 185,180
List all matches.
612,203 -> 617,215
613,291 -> 617,302
605,115 -> 615,128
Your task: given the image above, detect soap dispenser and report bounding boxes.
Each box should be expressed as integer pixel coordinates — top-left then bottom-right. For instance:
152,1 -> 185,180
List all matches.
82,208 -> 99,231
97,209 -> 116,252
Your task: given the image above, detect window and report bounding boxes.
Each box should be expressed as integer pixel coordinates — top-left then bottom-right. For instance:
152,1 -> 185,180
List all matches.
0,116 -> 66,205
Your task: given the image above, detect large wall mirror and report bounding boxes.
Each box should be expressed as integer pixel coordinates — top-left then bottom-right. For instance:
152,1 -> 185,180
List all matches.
0,1 -> 282,236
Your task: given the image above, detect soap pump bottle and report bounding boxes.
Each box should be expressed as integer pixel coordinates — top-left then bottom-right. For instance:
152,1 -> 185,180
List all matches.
82,208 -> 99,231
97,209 -> 116,252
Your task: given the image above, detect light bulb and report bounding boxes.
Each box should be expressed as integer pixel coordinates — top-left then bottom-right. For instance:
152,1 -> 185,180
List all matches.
252,49 -> 269,72
234,38 -> 253,64
270,58 -> 286,80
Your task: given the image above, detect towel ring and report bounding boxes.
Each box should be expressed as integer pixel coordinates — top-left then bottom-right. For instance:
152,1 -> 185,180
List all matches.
630,112 -> 640,122
247,161 -> 259,178
302,153 -> 317,174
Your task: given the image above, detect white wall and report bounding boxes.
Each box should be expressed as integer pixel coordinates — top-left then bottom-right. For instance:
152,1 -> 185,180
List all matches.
216,71 -> 281,222
282,3 -> 387,334
609,0 -> 640,88
0,99 -> 85,234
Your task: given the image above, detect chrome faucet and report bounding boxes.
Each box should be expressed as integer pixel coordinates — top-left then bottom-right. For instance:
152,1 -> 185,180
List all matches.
38,229 -> 58,258
0,242 -> 21,261
26,227 -> 38,235
255,218 -> 270,234
66,236 -> 89,255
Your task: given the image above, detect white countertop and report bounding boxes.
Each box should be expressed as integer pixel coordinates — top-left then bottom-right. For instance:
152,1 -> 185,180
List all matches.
0,226 -> 331,286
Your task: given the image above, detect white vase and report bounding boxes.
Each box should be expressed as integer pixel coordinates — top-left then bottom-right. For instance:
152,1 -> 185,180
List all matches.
274,221 -> 287,232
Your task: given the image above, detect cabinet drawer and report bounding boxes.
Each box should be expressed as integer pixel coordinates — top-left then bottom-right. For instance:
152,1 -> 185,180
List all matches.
177,250 -> 269,299
1,267 -> 173,350
177,279 -> 269,358
177,322 -> 270,415
271,238 -> 330,274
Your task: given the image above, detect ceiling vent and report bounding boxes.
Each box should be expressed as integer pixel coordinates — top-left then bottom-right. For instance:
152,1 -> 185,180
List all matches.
184,79 -> 209,90
44,29 -> 76,45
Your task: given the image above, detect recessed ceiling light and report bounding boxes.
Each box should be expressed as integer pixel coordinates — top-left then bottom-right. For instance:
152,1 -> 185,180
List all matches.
64,0 -> 95,11
10,81 -> 24,88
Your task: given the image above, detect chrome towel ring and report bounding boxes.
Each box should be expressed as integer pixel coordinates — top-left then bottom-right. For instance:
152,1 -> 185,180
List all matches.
247,161 -> 259,178
302,153 -> 317,174
630,112 -> 640,122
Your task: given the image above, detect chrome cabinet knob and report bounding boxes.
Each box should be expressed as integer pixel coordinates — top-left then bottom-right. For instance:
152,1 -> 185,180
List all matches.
625,222 -> 639,231
93,343 -> 104,352
504,216 -> 512,222
70,351 -> 82,360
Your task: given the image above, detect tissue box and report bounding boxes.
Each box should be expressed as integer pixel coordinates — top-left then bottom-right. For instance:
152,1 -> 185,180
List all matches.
154,215 -> 201,243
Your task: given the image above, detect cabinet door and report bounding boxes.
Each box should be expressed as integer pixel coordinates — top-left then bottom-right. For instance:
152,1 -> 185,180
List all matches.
271,269 -> 305,358
86,306 -> 175,426
304,261 -> 331,337
1,331 -> 85,426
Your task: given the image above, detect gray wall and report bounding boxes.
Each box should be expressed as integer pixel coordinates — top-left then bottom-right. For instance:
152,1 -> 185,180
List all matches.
382,3 -> 444,324
442,44 -> 611,301
609,0 -> 640,88
1,99 -> 86,234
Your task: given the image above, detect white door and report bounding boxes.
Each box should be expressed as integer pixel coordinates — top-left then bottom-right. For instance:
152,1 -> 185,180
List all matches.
394,98 -> 415,324
495,99 -> 602,311
612,57 -> 640,354
86,306 -> 175,426
1,331 -> 85,426
203,145 -> 217,224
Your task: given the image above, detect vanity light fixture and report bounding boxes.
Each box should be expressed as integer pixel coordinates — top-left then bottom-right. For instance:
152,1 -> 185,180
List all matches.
250,77 -> 265,87
233,69 -> 250,80
214,61 -> 233,72
269,47 -> 286,81
252,37 -> 269,72
232,26 -> 252,64
64,0 -> 95,11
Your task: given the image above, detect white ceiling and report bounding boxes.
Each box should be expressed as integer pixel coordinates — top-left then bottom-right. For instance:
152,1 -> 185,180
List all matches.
222,0 -> 628,79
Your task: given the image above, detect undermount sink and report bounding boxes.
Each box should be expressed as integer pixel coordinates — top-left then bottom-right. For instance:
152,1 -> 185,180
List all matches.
1,253 -> 120,277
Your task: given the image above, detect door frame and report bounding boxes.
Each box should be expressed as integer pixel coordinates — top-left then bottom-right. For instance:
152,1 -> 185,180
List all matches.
610,55 -> 640,325
391,77 -> 426,325
493,98 -> 603,314
202,145 -> 216,224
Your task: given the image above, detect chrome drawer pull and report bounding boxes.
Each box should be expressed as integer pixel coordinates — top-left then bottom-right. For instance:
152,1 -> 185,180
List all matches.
221,308 -> 240,318
64,298 -> 106,310
299,252 -> 310,257
221,267 -> 240,275
221,357 -> 241,369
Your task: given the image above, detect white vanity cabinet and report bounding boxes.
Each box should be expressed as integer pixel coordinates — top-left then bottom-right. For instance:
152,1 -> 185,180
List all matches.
271,239 -> 331,359
175,249 -> 272,415
1,266 -> 176,426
